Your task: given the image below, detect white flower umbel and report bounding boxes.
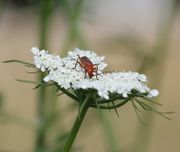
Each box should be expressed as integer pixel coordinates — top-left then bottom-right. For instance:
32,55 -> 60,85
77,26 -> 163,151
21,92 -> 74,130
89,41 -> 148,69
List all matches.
31,47 -> 159,100
72,72 -> 158,99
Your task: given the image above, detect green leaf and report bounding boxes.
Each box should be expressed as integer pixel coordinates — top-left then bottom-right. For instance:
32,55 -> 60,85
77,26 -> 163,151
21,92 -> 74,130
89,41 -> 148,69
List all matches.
142,97 -> 162,106
57,92 -> 64,96
95,98 -> 102,118
3,59 -> 35,67
59,88 -> 79,101
91,98 -> 130,109
26,70 -> 40,74
131,100 -> 148,126
135,98 -> 173,120
16,79 -> 43,85
112,101 -> 119,117
33,84 -> 42,89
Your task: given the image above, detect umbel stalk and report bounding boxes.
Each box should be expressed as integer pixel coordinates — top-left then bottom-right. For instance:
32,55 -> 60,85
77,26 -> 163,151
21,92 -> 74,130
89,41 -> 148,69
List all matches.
61,96 -> 91,152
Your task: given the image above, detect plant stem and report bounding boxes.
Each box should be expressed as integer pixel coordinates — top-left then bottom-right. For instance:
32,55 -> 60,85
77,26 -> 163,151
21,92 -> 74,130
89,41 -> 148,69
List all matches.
39,0 -> 53,49
60,0 -> 86,55
61,96 -> 91,152
35,0 -> 53,151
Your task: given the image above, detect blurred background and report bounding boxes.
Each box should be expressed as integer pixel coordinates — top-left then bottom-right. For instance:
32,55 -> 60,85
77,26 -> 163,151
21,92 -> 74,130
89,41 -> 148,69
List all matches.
0,0 -> 180,152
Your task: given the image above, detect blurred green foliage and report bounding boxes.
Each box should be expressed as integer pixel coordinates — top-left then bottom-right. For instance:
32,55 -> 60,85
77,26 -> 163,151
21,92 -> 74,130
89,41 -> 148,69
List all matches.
0,92 -> 4,111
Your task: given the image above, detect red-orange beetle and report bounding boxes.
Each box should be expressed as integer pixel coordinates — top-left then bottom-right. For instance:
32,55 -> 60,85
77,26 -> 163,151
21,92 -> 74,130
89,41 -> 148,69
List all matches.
74,56 -> 99,78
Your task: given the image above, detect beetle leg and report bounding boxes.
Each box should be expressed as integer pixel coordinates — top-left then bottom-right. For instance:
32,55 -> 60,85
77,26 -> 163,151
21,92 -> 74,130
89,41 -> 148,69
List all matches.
73,60 -> 78,69
93,64 -> 103,79
73,56 -> 84,69
93,64 -> 99,79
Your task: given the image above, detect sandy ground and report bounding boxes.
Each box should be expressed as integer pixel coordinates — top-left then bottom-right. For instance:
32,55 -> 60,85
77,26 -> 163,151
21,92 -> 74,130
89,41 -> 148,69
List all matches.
0,7 -> 180,152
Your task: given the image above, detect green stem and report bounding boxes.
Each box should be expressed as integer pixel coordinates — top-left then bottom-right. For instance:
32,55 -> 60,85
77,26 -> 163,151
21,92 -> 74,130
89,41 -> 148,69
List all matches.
39,0 -> 53,49
61,96 -> 91,152
60,0 -> 86,55
35,0 -> 53,152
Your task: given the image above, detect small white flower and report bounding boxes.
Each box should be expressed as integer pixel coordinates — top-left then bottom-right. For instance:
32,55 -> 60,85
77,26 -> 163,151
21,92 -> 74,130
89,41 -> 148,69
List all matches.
31,47 -> 159,99
43,75 -> 50,82
138,74 -> 147,82
31,47 -> 39,55
122,92 -> 128,98
148,89 -> 159,97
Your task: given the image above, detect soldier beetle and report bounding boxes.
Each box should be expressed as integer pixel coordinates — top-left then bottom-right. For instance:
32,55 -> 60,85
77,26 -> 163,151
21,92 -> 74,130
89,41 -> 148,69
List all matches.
74,55 -> 99,79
